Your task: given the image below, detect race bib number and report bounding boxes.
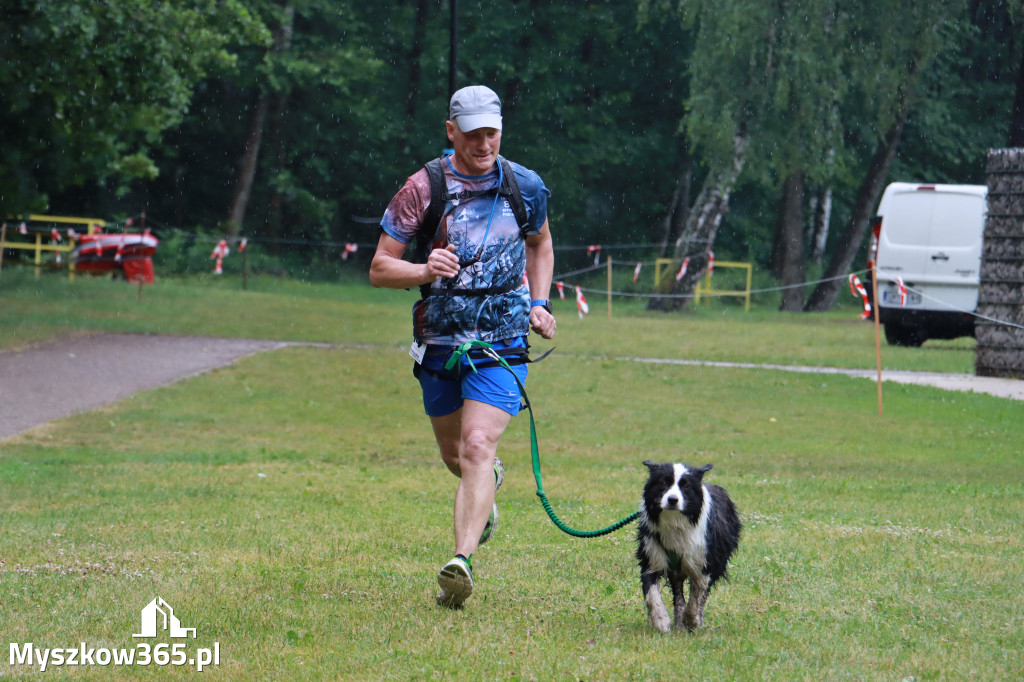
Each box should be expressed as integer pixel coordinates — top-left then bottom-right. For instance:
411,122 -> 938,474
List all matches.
409,341 -> 426,364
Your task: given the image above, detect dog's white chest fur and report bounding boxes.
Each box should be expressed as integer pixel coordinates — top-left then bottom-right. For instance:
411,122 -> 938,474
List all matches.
643,484 -> 712,576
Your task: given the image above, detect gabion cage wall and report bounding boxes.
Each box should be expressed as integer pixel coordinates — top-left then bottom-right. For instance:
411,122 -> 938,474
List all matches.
977,148 -> 1024,378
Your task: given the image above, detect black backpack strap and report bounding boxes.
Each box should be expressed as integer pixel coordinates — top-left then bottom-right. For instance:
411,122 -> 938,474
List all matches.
497,155 -> 530,235
417,157 -> 452,299
419,157 -> 448,259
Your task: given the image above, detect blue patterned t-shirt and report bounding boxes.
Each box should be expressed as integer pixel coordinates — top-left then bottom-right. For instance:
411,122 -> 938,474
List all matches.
381,156 -> 550,345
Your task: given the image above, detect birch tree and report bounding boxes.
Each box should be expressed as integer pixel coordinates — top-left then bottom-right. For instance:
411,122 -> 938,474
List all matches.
645,0 -> 828,310
803,0 -> 966,311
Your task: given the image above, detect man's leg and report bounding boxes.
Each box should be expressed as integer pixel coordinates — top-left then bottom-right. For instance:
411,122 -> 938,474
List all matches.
428,402 -> 505,547
429,409 -> 463,477
451,399 -> 512,559
434,399 -> 511,608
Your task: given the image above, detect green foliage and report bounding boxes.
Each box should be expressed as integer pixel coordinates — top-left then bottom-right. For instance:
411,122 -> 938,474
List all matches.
0,0 -> 270,214
896,3 -> 1020,182
668,0 -> 972,183
6,0 -> 1022,293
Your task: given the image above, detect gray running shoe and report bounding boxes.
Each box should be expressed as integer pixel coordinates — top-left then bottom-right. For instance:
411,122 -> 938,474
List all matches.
479,503 -> 499,545
436,556 -> 474,608
493,456 -> 505,492
479,457 -> 504,545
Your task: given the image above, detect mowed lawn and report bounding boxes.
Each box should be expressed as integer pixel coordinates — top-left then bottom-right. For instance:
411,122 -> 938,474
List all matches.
0,273 -> 1021,680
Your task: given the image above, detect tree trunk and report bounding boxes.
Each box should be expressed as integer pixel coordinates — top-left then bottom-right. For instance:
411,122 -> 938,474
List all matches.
225,2 -> 294,236
1007,34 -> 1024,147
777,171 -> 807,311
265,4 -> 296,252
658,159 -> 692,258
225,95 -> 269,235
809,182 -> 833,265
803,113 -> 908,311
405,0 -> 429,122
648,133 -> 747,311
768,180 -> 786,278
264,91 -> 289,251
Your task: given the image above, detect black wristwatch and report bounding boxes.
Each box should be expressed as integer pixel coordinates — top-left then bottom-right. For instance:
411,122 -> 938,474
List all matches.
530,299 -> 553,314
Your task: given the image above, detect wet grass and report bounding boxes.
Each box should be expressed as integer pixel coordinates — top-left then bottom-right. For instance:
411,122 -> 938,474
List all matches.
1,271 -> 1020,679
0,270 -> 410,350
0,269 -> 976,374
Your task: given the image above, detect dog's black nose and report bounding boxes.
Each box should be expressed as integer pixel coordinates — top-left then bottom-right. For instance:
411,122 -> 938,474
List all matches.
665,496 -> 679,509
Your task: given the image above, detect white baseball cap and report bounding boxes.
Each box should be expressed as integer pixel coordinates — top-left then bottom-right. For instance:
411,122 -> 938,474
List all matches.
449,85 -> 503,132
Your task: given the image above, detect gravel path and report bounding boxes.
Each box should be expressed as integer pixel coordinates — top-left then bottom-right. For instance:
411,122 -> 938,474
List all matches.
1,333 -> 1019,441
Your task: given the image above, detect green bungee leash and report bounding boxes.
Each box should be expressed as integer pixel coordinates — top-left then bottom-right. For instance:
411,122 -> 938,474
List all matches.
445,340 -> 640,538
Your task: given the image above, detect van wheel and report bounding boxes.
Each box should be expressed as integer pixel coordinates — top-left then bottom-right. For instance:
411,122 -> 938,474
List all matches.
884,322 -> 926,347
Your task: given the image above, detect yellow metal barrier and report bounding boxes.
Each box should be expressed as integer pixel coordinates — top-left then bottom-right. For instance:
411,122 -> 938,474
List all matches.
23,214 -> 106,230
654,257 -> 675,287
1,215 -> 107,280
695,260 -> 752,312
654,257 -> 752,312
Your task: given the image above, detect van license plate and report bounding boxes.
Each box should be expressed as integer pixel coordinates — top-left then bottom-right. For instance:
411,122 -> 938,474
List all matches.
882,288 -> 922,306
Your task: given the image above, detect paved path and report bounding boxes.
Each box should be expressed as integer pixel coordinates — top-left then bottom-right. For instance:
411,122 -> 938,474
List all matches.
0,334 -> 291,440
628,357 -> 1024,401
2,333 -> 1020,441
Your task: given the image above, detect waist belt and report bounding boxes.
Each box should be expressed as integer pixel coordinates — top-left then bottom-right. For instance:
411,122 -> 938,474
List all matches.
419,278 -> 521,299
415,343 -> 554,380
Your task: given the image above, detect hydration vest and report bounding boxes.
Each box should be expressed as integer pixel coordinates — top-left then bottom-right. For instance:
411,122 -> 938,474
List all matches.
415,155 -> 530,299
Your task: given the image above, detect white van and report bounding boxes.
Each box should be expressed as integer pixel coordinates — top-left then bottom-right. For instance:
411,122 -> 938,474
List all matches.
867,182 -> 986,346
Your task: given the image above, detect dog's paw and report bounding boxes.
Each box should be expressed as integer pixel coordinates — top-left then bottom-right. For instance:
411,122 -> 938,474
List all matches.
649,612 -> 671,634
680,612 -> 703,631
645,589 -> 672,633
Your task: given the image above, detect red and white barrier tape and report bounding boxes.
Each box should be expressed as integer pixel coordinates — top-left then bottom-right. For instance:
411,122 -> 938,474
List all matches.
575,285 -> 589,318
211,239 -> 229,274
675,257 -> 689,282
848,273 -> 871,319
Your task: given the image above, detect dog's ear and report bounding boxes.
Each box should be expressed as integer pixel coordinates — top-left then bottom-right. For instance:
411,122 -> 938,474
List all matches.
643,460 -> 658,470
695,463 -> 713,479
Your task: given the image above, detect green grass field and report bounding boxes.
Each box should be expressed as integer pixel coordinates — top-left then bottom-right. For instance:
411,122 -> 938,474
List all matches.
1,271 -> 1021,679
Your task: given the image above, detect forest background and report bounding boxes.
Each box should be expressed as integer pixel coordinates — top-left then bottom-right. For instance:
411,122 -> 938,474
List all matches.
2,0 -> 1022,312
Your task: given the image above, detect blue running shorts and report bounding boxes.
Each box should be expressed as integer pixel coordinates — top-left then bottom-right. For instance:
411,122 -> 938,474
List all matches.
416,338 -> 528,417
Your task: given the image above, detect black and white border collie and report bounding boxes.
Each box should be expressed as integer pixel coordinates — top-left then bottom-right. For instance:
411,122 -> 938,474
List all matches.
636,461 -> 741,633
